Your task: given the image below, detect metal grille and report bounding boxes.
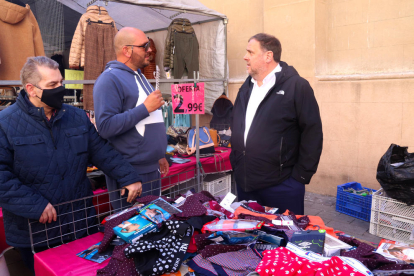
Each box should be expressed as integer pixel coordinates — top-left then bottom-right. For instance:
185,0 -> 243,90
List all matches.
28,157 -> 233,253
32,0 -> 65,56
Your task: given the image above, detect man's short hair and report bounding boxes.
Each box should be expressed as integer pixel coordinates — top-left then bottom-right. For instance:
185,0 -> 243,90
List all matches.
249,33 -> 282,62
20,56 -> 59,88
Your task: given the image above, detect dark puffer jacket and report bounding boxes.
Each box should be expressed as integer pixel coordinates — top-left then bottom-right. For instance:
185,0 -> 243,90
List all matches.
230,61 -> 323,192
0,91 -> 141,247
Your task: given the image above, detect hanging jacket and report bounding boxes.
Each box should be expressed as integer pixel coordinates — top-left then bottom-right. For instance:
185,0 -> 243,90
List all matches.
210,97 -> 233,131
163,18 -> 194,70
94,61 -> 167,173
0,91 -> 141,247
230,61 -> 323,192
0,0 -> 45,81
69,5 -> 117,68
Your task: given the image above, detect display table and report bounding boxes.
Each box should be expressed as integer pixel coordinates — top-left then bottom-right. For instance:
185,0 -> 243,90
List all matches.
34,232 -> 106,276
162,147 -> 232,191
0,209 -> 11,256
91,148 -> 232,196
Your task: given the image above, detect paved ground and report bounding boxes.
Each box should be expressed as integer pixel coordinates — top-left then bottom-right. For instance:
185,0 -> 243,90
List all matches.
4,191 -> 382,276
304,191 -> 381,244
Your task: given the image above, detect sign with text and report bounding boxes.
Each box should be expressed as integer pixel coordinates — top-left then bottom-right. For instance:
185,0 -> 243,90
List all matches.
64,69 -> 84,89
171,83 -> 205,114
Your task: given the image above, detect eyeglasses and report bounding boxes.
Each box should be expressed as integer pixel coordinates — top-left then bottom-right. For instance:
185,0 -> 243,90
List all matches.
125,38 -> 151,52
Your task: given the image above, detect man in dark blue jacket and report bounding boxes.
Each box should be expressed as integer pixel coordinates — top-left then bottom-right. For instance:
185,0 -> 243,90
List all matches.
230,33 -> 323,215
0,56 -> 142,272
94,27 -> 168,210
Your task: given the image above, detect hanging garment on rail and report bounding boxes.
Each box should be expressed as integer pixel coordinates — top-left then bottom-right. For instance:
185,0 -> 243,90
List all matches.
173,31 -> 199,79
163,18 -> 195,71
0,0 -> 45,81
83,21 -> 117,110
69,5 -> 117,69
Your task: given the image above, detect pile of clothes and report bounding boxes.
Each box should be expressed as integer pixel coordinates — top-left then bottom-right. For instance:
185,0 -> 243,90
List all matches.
90,190 -> 413,276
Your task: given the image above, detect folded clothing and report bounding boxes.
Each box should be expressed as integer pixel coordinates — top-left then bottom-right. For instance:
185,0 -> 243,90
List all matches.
99,209 -> 137,253
200,244 -> 247,258
188,248 -> 262,276
97,243 -> 139,276
206,200 -> 235,219
339,236 -> 414,271
137,195 -> 174,204
256,246 -> 367,276
172,191 -> 216,220
124,220 -> 193,276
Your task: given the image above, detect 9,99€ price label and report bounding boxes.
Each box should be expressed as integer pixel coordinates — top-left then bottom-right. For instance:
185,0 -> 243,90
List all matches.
171,83 -> 205,114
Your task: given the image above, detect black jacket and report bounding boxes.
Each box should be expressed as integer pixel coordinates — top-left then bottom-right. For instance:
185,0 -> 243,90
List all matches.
210,97 -> 233,131
230,61 -> 323,192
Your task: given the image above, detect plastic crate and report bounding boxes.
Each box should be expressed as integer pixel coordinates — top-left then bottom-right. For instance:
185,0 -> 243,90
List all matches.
335,182 -> 376,221
323,234 -> 352,257
203,173 -> 231,197
369,188 -> 414,244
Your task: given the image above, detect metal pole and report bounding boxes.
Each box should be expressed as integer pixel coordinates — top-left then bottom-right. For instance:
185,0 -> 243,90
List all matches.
196,114 -> 201,191
194,71 -> 201,191
223,18 -> 229,97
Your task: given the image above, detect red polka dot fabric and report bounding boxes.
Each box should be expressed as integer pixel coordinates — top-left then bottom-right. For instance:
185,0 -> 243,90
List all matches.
256,247 -> 366,276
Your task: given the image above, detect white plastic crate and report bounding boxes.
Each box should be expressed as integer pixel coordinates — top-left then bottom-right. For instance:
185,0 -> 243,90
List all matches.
202,173 -> 231,197
369,188 -> 414,244
323,234 -> 352,257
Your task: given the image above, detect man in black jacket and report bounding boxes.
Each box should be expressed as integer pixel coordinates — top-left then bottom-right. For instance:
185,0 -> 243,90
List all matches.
230,33 -> 323,215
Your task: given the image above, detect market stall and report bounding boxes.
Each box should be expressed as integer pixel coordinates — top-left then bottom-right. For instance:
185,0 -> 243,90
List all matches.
31,184 -> 414,276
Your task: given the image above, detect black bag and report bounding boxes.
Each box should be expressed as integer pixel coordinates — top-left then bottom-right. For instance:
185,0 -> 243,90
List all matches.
376,144 -> 414,205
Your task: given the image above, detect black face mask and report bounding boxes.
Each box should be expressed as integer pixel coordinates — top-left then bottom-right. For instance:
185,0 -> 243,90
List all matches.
34,85 -> 66,109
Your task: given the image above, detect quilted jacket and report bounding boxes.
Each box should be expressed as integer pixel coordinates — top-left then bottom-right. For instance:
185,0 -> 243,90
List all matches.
69,5 -> 117,68
163,18 -> 194,70
0,91 -> 141,248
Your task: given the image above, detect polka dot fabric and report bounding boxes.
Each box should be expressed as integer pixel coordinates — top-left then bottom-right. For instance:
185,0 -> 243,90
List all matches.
137,195 -> 174,205
200,244 -> 247,258
124,220 -> 193,276
98,209 -> 137,253
172,192 -> 215,220
256,247 -> 366,276
97,243 -> 139,276
339,236 -> 414,271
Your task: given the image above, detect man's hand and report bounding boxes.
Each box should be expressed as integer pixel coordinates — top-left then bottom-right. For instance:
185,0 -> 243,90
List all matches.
121,182 -> 142,203
159,158 -> 169,177
143,90 -> 164,113
39,203 -> 57,224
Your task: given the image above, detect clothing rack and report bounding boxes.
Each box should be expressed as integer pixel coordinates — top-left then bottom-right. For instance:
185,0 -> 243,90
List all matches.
86,0 -> 108,7
86,18 -> 114,26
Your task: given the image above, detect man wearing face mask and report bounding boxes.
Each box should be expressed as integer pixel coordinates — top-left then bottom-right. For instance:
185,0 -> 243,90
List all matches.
0,56 -> 143,272
94,27 -> 168,210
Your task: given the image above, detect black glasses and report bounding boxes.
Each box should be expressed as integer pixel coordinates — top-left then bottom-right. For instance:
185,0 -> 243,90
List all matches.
125,39 -> 151,52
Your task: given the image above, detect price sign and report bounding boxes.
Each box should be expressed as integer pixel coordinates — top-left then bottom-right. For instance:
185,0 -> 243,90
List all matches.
171,83 -> 205,114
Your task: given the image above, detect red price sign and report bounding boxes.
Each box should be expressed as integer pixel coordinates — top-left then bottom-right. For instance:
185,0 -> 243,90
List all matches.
171,83 -> 205,114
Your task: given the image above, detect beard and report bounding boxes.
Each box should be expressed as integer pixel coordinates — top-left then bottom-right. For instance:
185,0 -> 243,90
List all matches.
130,51 -> 150,70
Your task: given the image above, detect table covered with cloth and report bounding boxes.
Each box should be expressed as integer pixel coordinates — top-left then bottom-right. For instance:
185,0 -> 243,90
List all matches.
162,148 -> 232,191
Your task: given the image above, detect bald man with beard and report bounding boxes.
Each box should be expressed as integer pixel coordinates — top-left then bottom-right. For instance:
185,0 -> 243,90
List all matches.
94,27 -> 169,210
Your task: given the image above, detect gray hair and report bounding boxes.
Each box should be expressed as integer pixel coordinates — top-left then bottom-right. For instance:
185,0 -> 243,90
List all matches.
249,33 -> 282,62
20,56 -> 59,88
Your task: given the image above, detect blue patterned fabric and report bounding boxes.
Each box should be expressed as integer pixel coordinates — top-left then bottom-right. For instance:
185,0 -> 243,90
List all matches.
0,91 -> 141,247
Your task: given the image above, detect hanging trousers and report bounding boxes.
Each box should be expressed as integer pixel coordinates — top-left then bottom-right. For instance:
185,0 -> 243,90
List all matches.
173,31 -> 199,79
84,22 -> 117,110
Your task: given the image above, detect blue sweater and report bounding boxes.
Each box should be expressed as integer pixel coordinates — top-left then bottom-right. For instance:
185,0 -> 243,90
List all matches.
0,91 -> 142,247
94,61 -> 167,173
